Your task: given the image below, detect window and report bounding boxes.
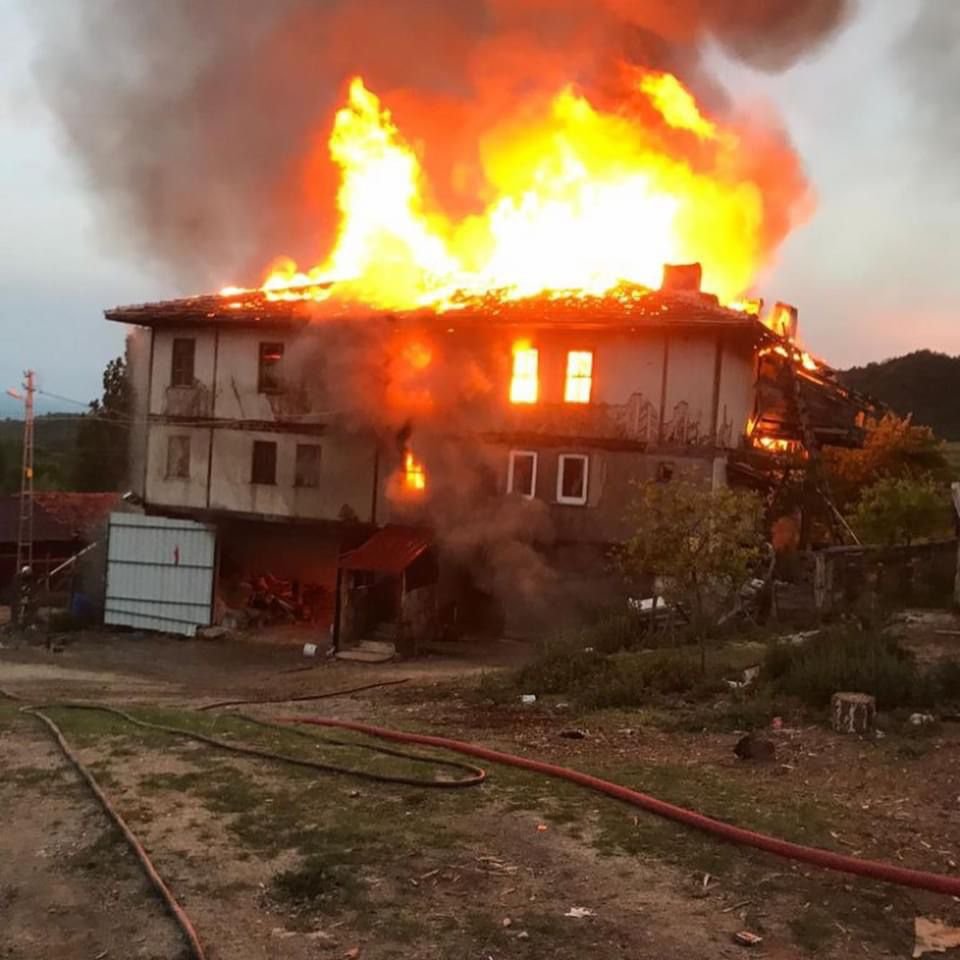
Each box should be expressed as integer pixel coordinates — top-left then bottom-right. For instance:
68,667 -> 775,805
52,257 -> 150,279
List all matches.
556,454 -> 589,505
507,450 -> 537,499
251,440 -> 277,485
294,444 -> 322,488
170,338 -> 195,387
564,350 -> 593,404
166,435 -> 190,479
258,342 -> 284,393
509,343 -> 538,404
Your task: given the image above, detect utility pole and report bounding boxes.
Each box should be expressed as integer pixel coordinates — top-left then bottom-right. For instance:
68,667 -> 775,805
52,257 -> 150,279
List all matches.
14,370 -> 36,574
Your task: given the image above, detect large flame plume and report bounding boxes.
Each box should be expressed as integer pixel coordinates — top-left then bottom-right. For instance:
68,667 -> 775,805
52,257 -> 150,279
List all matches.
251,70 -> 786,309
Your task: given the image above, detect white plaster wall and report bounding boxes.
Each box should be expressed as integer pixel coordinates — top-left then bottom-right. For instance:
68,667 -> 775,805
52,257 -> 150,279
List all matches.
594,332 -> 666,406
144,425 -> 211,510
663,333 -> 718,441
149,328 -> 217,415
207,428 -> 377,521
717,341 -> 755,447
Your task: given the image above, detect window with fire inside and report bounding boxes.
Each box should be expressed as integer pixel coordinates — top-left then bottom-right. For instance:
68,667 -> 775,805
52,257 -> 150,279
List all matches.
258,342 -> 285,393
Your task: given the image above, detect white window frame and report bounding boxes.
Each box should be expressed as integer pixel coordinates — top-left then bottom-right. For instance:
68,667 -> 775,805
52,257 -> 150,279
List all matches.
556,454 -> 589,506
564,350 -> 594,404
507,450 -> 538,500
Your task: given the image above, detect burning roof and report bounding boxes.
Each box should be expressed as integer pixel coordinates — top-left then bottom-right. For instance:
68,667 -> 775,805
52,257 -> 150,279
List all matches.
107,280 -> 768,335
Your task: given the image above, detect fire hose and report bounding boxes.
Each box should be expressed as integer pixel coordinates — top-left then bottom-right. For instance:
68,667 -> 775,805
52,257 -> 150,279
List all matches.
5,686 -> 485,960
5,684 -> 960,960
283,715 -> 960,900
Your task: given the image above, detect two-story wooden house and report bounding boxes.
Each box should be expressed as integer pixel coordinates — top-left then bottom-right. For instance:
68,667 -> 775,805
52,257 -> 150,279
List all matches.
106,268 -> 866,642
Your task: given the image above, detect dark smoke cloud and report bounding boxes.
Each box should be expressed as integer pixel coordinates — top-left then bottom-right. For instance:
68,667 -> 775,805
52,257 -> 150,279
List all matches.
896,2 -> 960,166
31,0 -> 852,290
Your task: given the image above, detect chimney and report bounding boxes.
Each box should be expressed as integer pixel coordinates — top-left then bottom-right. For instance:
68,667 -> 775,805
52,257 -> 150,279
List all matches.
661,262 -> 702,293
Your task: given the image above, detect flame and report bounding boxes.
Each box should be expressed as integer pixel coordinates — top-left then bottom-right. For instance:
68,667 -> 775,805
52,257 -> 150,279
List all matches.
753,436 -> 806,457
510,341 -> 539,404
404,451 -> 426,492
637,72 -> 719,142
730,298 -> 763,317
249,71 -> 772,309
564,350 -> 593,404
386,339 -> 434,415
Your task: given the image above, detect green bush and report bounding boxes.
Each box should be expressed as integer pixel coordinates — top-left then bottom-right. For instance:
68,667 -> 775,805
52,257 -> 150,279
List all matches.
578,652 -> 708,710
930,659 -> 960,705
762,627 -> 926,710
510,643 -> 723,711
514,642 -> 605,696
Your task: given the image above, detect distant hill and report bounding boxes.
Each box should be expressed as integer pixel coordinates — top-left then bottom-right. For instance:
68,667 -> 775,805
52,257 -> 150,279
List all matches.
840,350 -> 960,441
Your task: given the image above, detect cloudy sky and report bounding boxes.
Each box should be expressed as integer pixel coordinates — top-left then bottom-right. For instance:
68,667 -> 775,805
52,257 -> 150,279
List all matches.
0,0 -> 956,415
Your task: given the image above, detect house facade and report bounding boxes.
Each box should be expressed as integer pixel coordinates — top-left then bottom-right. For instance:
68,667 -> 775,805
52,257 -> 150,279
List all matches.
107,272 -> 866,641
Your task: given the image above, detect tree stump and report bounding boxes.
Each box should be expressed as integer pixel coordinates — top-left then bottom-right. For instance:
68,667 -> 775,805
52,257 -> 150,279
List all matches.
831,692 -> 876,734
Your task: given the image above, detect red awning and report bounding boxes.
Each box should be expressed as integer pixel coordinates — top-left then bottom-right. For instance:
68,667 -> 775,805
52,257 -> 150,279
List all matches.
338,525 -> 433,575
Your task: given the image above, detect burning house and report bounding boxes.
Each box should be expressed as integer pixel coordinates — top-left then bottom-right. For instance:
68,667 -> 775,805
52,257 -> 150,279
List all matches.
99,54 -> 870,645
106,267 -> 867,645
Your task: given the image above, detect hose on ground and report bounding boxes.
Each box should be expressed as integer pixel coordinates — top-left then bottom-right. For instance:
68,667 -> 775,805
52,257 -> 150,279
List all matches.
24,707 -> 208,960
20,701 -> 485,960
196,677 -> 409,712
36,702 -> 486,789
282,714 -> 960,899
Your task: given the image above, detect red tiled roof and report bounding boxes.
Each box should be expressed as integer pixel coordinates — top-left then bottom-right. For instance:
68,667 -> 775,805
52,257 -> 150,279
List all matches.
0,493 -> 119,544
338,525 -> 433,575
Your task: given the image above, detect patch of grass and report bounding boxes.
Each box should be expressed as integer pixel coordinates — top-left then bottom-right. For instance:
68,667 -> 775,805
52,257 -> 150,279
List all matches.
789,905 -> 837,952
139,770 -> 206,793
664,690 -> 795,733
488,749 -> 838,882
488,636 -> 762,711
0,701 -> 21,730
67,828 -> 128,875
5,764 -> 64,787
202,774 -> 261,814
930,658 -> 960,705
271,851 -> 368,911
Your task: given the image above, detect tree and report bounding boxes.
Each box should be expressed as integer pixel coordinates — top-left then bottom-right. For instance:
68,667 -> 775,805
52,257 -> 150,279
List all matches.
850,475 -> 951,546
618,480 -> 766,669
73,356 -> 131,491
0,440 -> 12,495
823,413 -> 951,511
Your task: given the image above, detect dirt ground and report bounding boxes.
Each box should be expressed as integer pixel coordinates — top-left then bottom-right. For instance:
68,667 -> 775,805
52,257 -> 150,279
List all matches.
2,623 -> 960,959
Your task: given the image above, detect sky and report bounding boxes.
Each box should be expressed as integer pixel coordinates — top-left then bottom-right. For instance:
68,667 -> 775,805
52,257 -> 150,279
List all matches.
0,0 -> 956,417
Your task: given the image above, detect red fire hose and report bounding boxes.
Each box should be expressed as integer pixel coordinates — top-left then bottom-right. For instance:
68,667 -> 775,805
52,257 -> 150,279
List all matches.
282,715 -> 960,899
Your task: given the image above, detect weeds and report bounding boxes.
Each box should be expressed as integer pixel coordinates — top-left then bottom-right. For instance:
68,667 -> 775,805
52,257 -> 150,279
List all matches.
271,852 -> 367,911
763,626 -> 933,710
930,658 -> 960,705
492,627 -> 749,710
